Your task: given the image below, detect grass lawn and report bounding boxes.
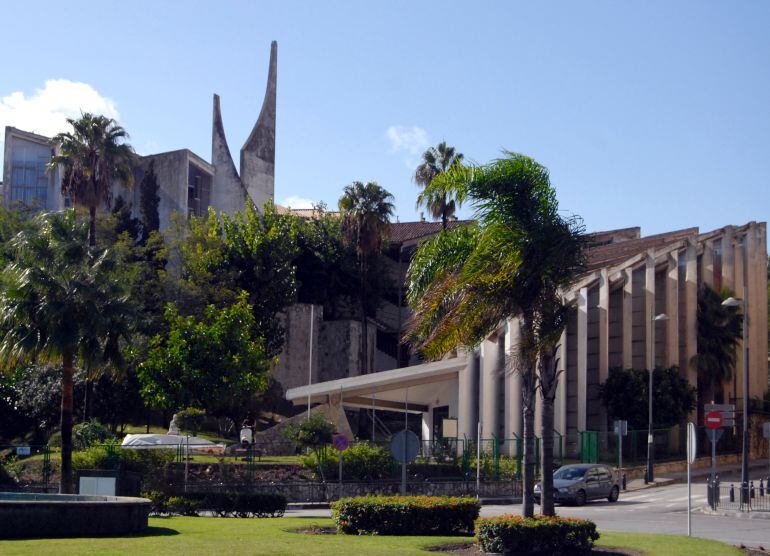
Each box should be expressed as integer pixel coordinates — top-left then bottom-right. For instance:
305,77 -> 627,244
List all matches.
0,517 -> 742,556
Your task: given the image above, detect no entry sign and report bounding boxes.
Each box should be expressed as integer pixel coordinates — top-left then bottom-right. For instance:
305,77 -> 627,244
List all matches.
705,411 -> 723,430
332,434 -> 350,451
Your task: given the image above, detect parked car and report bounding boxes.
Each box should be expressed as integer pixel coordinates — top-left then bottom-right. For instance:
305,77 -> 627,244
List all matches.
534,463 -> 619,506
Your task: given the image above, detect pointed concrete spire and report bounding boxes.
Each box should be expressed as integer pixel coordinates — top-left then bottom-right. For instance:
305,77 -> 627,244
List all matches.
240,40 -> 277,210
211,93 -> 247,214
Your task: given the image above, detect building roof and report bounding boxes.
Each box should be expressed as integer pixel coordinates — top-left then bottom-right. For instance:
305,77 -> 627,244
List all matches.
585,227 -> 698,272
389,219 -> 473,244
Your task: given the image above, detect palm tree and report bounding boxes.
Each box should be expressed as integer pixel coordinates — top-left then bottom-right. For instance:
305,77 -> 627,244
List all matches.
405,152 -> 586,517
692,285 -> 742,417
338,181 -> 395,374
414,142 -> 463,230
49,113 -> 136,247
0,210 -> 133,492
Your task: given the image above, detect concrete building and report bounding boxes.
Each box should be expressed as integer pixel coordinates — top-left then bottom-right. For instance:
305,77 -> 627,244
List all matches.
285,223 -> 769,457
1,42 -> 278,222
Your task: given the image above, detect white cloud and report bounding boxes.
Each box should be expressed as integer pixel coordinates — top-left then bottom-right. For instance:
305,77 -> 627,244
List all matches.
279,195 -> 316,209
0,80 -> 120,167
386,125 -> 430,155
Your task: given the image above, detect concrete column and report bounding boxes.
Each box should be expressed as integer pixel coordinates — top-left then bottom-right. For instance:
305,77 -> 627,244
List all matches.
722,227 -> 735,291
556,329 -> 568,437
504,319 -> 523,454
421,412 -> 432,442
598,269 -> 610,383
684,239 -> 698,389
702,241 -> 714,287
645,251 -> 656,371
622,267 -> 633,369
745,223 -> 766,398
458,350 -> 480,443
733,237 -> 745,404
577,287 -> 588,432
481,335 -> 502,441
756,224 -> 769,397
666,250 -> 679,368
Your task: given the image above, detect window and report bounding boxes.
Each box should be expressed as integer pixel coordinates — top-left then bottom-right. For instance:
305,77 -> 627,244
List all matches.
9,140 -> 51,208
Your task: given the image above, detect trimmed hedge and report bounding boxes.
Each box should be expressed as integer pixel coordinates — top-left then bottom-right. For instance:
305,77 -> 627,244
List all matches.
475,514 -> 599,554
142,491 -> 286,518
331,495 -> 480,535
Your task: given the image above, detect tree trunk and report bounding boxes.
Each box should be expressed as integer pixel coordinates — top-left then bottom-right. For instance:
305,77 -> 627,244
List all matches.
88,205 -> 97,247
60,349 -> 75,494
539,349 -> 560,516
521,375 -> 536,518
360,257 -> 368,374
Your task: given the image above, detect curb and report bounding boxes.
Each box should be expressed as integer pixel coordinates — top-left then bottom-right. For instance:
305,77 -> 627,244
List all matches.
699,507 -> 770,520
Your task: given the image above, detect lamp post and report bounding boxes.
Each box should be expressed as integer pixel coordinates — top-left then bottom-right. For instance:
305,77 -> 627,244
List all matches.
722,287 -> 749,492
646,312 -> 669,484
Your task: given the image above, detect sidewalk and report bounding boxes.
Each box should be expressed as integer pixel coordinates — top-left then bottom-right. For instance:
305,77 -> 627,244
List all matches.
624,460 -> 769,492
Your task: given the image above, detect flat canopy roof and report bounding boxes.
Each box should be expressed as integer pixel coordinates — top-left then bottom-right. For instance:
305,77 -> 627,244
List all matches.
285,356 -> 467,407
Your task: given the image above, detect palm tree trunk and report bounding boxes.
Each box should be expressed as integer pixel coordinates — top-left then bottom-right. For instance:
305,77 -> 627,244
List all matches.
360,257 -> 368,374
540,393 -> 556,516
60,349 -> 75,494
88,205 -> 97,247
520,314 -> 537,518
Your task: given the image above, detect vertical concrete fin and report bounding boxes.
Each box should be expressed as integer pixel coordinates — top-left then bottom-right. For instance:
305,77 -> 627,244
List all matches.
240,40 -> 277,210
211,94 -> 247,214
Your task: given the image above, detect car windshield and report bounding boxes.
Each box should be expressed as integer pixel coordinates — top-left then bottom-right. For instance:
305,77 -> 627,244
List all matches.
554,467 -> 587,480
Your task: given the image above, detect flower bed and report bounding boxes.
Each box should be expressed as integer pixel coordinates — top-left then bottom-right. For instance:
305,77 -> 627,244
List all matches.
475,514 -> 599,554
331,495 -> 480,535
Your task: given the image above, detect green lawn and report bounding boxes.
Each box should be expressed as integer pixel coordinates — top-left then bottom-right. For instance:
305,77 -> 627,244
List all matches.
0,517 -> 742,556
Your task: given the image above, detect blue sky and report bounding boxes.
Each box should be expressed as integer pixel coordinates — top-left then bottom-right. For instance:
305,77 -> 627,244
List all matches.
1,1 -> 769,234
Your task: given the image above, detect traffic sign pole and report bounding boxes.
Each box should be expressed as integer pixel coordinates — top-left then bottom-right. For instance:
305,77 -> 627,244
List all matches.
686,422 -> 696,537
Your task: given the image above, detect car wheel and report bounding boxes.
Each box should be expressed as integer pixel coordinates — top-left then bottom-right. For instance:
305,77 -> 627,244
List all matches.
608,486 -> 619,503
574,489 -> 587,506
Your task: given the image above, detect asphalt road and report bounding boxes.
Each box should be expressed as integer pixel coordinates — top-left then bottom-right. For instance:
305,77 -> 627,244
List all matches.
286,480 -> 770,546
481,481 -> 770,547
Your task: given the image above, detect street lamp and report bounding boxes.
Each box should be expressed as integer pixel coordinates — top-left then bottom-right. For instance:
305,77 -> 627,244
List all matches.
722,287 -> 748,493
646,312 -> 669,484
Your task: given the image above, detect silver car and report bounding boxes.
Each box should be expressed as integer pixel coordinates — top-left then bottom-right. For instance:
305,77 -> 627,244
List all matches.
534,464 -> 620,506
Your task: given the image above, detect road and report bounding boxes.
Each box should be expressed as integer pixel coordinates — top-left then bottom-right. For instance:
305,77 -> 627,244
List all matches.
481,481 -> 769,546
286,481 -> 770,546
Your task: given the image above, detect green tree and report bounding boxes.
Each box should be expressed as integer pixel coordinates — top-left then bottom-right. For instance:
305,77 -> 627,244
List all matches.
405,152 -> 585,517
138,295 -> 272,424
692,285 -> 742,416
338,181 -> 395,374
172,203 -> 299,357
0,210 -> 133,492
139,160 -> 161,237
414,141 -> 463,230
600,367 -> 697,429
283,412 -> 336,480
49,113 -> 136,247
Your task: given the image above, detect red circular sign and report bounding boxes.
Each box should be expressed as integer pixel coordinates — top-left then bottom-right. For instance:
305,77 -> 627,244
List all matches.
332,434 -> 349,451
705,411 -> 723,430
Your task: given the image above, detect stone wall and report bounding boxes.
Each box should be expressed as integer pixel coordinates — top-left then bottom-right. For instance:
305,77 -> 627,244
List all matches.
273,303 -> 323,391
319,319 -> 376,380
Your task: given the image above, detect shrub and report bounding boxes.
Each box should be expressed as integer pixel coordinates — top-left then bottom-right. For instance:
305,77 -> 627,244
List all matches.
142,490 -> 169,516
175,407 -> 206,436
72,441 -> 174,489
331,495 -> 480,535
168,496 -> 202,516
174,492 -> 286,517
308,442 -> 398,481
73,420 -> 112,449
475,515 -> 599,554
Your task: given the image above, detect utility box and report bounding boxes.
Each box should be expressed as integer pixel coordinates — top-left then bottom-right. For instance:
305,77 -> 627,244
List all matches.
76,469 -> 142,497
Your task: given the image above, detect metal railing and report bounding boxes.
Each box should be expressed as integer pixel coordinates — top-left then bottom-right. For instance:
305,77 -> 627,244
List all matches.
708,476 -> 770,512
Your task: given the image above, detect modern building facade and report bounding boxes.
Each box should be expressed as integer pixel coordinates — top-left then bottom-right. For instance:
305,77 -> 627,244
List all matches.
1,42 -> 278,224
285,222 -> 769,457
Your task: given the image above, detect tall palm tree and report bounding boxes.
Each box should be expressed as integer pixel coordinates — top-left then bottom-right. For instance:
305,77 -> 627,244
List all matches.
414,142 -> 463,230
405,152 -> 585,517
0,210 -> 133,492
338,181 -> 395,374
692,285 -> 742,417
49,113 -> 136,247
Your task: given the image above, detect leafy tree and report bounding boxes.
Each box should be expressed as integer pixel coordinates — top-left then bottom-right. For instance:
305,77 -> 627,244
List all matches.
338,181 -> 395,374
0,210 -> 134,492
175,408 -> 206,436
48,113 -> 136,247
110,196 -> 142,242
414,141 -> 463,230
172,203 -> 299,357
138,295 -> 272,423
283,412 -> 335,480
600,367 -> 696,429
405,152 -> 585,517
139,160 -> 161,237
692,285 -> 742,414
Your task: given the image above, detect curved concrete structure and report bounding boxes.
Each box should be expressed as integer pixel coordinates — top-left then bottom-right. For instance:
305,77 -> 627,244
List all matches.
0,493 -> 150,538
211,94 -> 248,214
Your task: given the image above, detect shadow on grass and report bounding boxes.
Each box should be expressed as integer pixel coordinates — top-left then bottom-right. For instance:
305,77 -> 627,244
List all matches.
1,526 -> 179,542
